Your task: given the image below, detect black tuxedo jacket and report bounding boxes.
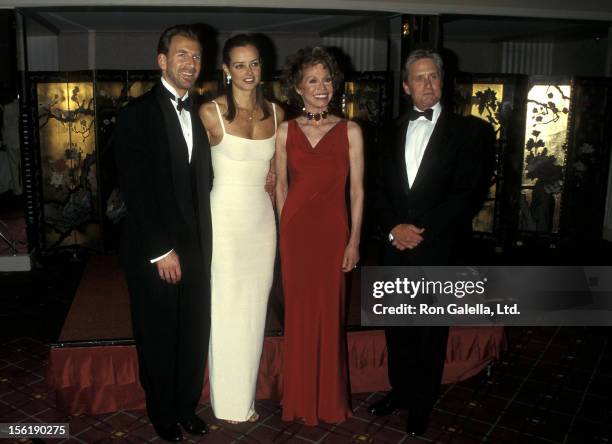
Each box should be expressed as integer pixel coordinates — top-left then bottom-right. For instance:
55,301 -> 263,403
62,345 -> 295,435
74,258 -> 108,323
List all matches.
376,107 -> 495,265
114,82 -> 212,273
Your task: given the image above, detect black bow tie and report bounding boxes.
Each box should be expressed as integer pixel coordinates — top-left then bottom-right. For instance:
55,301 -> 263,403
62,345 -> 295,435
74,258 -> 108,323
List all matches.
409,108 -> 433,121
176,96 -> 193,113
161,84 -> 192,112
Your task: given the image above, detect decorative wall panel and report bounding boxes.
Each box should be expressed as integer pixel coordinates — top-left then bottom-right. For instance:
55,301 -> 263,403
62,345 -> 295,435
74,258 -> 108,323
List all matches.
36,74 -> 100,249
31,70 -> 161,252
343,72 -> 389,125
562,77 -> 612,244
454,77 -> 520,241
518,84 -> 571,234
468,83 -> 503,234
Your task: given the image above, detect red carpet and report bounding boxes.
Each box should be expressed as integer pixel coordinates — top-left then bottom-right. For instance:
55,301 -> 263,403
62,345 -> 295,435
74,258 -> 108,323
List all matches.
48,256 -> 505,415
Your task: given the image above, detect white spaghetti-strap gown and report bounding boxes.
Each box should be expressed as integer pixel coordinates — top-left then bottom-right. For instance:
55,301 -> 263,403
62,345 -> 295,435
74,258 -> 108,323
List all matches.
208,101 -> 277,421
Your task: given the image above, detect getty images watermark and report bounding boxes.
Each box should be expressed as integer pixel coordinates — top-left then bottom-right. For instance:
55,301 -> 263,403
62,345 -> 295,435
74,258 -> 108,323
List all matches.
361,267 -> 612,326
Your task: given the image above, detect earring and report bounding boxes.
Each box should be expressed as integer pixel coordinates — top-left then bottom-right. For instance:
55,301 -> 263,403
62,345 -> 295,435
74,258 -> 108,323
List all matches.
225,73 -> 232,85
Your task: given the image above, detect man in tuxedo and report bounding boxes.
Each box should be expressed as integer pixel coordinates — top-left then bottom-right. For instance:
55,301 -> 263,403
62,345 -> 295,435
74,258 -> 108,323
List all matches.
369,48 -> 495,436
114,24 -> 212,442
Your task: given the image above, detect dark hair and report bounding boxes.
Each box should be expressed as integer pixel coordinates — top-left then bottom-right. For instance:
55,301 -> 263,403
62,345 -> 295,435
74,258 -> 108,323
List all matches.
281,46 -> 343,110
157,24 -> 200,55
403,48 -> 444,82
222,34 -> 270,123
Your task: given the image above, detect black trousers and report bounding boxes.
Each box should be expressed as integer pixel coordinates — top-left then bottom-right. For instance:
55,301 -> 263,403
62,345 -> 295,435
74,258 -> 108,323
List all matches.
384,326 -> 449,414
125,255 -> 210,425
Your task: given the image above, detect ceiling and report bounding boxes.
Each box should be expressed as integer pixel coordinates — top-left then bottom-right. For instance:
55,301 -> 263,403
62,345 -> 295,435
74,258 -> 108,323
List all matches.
21,8 -> 610,43
23,9 -> 384,35
442,16 -> 610,42
2,0 -> 612,22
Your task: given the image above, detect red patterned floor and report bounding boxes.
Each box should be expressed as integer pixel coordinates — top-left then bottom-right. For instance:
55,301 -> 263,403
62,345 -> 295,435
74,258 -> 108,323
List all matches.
2,328 -> 611,443
1,252 -> 612,443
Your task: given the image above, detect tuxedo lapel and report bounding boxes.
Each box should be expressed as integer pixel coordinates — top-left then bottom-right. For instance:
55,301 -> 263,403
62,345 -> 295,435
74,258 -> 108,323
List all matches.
189,107 -> 211,197
154,85 -> 197,232
395,116 -> 411,195
410,109 -> 451,191
189,106 -> 213,268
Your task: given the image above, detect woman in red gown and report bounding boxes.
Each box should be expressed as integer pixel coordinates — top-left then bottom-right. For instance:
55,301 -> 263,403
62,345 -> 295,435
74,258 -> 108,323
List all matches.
275,47 -> 364,426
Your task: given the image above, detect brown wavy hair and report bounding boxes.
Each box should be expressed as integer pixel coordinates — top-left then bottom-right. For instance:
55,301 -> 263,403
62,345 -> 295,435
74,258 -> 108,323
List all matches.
281,46 -> 343,111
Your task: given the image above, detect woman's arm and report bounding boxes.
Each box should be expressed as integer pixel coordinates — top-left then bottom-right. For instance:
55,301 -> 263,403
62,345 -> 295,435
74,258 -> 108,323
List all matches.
342,120 -> 365,272
198,98 -> 225,145
265,103 -> 285,199
274,121 -> 289,220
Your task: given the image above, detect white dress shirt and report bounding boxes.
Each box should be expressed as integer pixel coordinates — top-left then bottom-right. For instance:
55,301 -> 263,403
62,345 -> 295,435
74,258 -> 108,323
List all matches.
150,78 -> 194,264
404,102 -> 442,188
161,76 -> 193,163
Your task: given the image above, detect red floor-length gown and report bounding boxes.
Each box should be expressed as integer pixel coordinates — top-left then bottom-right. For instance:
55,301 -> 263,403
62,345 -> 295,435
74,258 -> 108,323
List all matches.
280,119 -> 353,426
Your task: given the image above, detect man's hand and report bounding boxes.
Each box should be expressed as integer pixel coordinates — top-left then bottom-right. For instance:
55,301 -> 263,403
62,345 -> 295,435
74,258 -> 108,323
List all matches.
391,224 -> 425,251
156,251 -> 182,284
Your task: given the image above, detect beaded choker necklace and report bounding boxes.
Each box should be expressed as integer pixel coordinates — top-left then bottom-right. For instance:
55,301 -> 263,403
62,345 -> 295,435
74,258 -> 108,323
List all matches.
302,107 -> 328,122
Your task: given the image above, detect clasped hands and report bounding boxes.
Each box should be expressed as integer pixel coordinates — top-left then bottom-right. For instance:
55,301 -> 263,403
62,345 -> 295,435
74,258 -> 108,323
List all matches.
390,224 -> 425,250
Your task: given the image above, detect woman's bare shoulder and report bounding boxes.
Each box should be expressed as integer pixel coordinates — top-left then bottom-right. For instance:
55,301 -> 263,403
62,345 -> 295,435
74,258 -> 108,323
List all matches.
269,101 -> 286,121
277,120 -> 289,133
346,119 -> 362,133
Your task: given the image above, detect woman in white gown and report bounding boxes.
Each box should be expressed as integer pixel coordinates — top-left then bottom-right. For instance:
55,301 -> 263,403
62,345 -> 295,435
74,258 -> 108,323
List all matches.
199,34 -> 284,423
